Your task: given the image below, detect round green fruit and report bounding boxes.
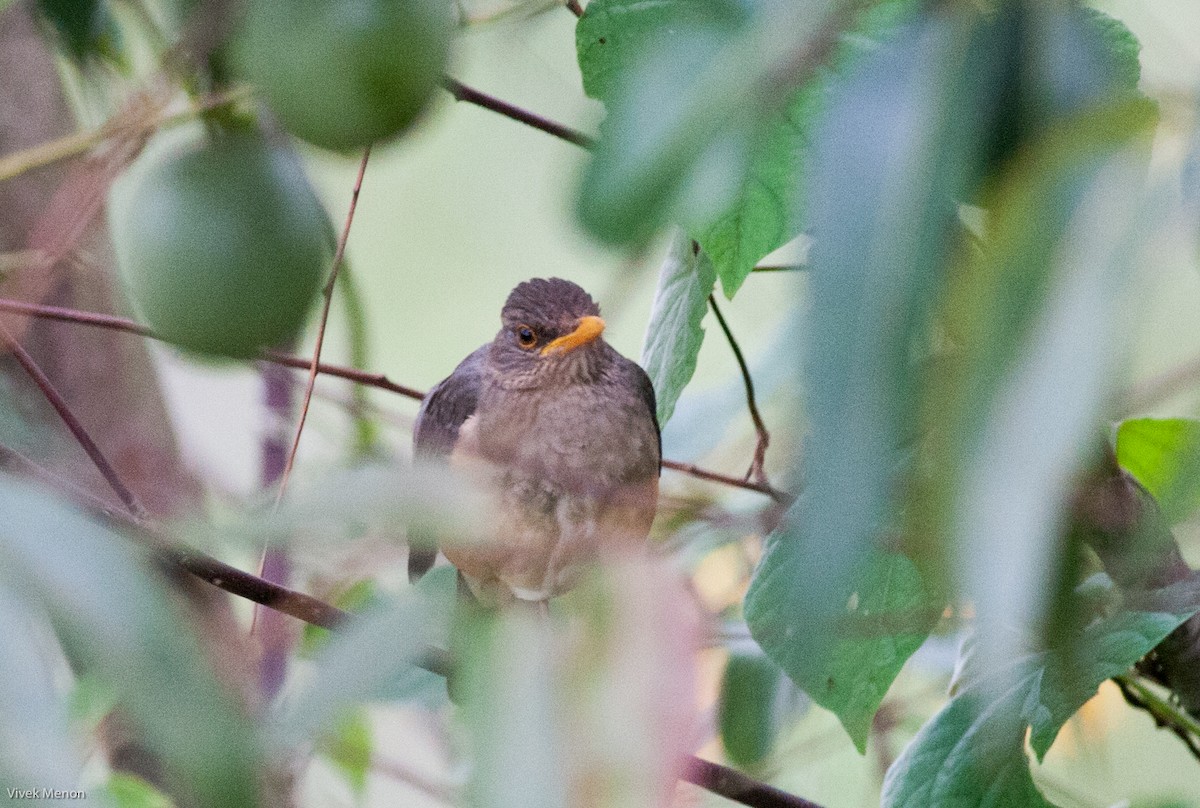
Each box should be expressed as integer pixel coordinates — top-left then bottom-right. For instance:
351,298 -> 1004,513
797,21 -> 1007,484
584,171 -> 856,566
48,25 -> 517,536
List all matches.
112,132 -> 331,358
235,0 -> 453,151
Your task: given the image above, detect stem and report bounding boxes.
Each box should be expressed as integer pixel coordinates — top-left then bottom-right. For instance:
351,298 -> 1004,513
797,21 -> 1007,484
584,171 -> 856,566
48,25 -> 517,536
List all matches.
274,145 -> 372,507
682,757 -> 827,808
708,294 -> 771,486
335,261 -> 379,456
0,322 -> 146,520
1114,673 -> 1200,761
442,78 -> 595,150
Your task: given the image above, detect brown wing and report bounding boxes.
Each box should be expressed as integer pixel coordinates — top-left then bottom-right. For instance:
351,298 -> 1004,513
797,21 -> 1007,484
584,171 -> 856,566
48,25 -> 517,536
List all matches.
409,345 -> 487,581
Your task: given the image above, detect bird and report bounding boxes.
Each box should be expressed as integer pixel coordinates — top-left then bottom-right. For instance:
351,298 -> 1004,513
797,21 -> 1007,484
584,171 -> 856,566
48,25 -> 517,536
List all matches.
408,278 -> 661,606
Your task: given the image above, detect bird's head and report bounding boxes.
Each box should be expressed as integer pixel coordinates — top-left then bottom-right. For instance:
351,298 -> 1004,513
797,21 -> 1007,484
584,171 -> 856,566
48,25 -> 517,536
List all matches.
490,278 -> 608,387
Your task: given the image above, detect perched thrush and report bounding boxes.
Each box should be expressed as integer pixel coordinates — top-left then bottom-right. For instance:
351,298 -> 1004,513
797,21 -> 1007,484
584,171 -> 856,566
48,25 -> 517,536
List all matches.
409,278 -> 661,604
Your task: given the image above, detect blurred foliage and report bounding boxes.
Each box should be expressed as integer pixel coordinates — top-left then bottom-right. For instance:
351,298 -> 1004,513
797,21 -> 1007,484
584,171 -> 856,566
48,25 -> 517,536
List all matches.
3,0 -> 1200,806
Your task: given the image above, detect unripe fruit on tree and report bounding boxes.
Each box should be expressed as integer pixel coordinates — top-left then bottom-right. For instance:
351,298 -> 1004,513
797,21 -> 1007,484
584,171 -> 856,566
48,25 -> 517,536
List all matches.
235,0 -> 454,151
111,131 -> 331,358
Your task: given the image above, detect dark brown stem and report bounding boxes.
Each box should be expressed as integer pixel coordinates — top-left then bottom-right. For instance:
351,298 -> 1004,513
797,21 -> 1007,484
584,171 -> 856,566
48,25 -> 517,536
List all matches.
0,322 -> 147,519
682,757 -> 826,808
565,0 -> 584,17
708,294 -> 771,486
0,297 -> 794,502
0,297 -> 427,400
662,459 -> 792,505
750,264 -> 805,273
441,78 -> 596,150
275,145 -> 371,506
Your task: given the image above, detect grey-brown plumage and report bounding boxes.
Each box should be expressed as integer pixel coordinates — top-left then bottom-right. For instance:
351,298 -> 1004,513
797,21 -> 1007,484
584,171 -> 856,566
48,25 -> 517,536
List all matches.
410,278 -> 661,603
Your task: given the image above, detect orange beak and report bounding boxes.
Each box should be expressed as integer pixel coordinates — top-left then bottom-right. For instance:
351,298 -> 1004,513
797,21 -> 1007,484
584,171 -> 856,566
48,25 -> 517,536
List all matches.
540,315 -> 606,356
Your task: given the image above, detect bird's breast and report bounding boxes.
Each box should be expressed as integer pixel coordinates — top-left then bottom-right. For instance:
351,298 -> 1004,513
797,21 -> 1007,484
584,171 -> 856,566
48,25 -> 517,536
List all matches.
472,382 -> 659,493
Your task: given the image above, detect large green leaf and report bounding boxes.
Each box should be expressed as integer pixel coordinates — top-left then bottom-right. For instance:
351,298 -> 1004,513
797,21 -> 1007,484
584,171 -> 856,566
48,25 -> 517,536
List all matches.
745,2 -> 1009,745
882,596 -> 1199,808
575,0 -> 920,296
0,476 -> 262,807
811,552 -> 935,751
639,231 -> 716,426
1116,418 -> 1200,523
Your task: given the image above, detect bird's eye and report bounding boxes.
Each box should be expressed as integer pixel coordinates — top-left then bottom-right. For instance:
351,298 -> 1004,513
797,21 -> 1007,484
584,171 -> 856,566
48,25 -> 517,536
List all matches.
516,325 -> 537,349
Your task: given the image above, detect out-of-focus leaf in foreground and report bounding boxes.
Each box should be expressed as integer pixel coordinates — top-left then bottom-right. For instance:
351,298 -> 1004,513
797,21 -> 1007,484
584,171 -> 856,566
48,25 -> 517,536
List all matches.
640,231 -> 716,427
0,475 -> 262,807
458,557 -> 699,808
914,98 -> 1156,676
882,586 -> 1200,808
0,590 -> 83,793
745,3 -> 1010,747
275,578 -> 450,746
1116,418 -> 1200,524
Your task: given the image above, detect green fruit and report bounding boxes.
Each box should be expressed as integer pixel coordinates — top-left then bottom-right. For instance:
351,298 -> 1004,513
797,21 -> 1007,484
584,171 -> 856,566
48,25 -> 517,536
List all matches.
112,132 -> 331,358
718,646 -> 786,768
236,0 -> 453,151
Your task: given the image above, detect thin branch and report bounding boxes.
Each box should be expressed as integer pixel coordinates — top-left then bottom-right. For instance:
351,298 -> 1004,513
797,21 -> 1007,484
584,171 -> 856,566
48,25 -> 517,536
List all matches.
0,297 -> 427,399
750,264 -> 805,273
0,322 -> 147,519
441,78 -> 596,150
682,756 -> 826,808
0,297 -> 793,502
1114,673 -> 1200,762
708,294 -> 772,486
662,459 -> 792,505
275,145 -> 371,506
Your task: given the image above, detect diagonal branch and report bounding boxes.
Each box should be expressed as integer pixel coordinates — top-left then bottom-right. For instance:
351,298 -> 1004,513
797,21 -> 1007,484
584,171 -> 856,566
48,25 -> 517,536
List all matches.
442,78 -> 595,150
708,294 -> 772,487
0,322 -> 147,519
274,145 -> 371,505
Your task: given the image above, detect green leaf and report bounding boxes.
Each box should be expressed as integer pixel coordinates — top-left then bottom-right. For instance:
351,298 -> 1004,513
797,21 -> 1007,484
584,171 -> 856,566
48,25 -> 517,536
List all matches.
1116,418 -> 1200,523
882,599 -> 1198,808
718,641 -> 792,768
102,774 -> 176,808
34,0 -> 125,67
459,611 -> 569,808
693,86 -> 820,298
276,586 -> 447,745
746,3 -> 1010,746
322,709 -> 373,799
0,476 -> 262,808
640,230 -> 716,426
0,591 -> 84,792
911,97 -> 1157,675
817,553 -> 935,751
575,0 -> 921,295
459,559 -> 699,808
